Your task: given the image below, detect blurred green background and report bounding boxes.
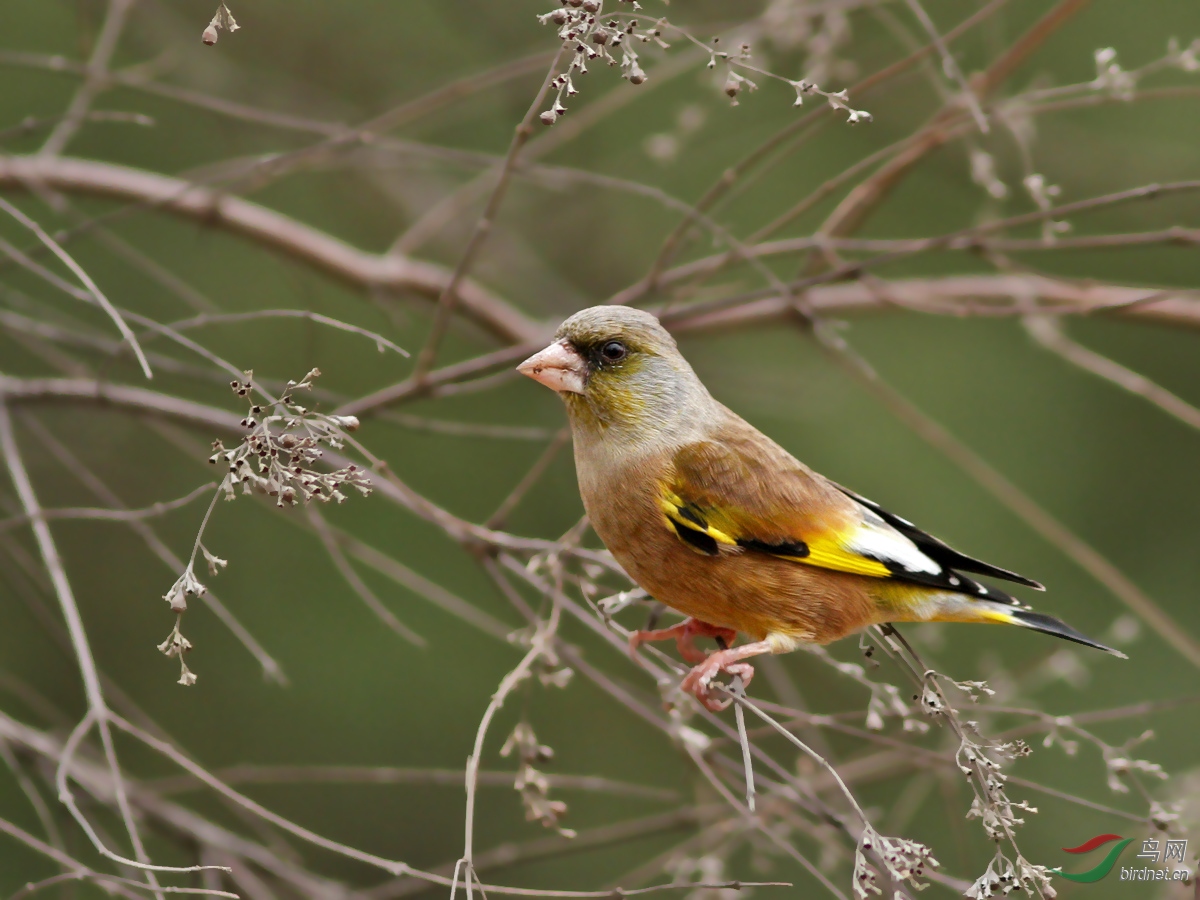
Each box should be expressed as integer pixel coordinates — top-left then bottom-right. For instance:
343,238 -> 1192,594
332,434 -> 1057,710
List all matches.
1,0 -> 1199,897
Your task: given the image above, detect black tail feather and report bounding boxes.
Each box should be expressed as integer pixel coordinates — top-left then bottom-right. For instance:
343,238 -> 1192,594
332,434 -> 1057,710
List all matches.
1009,609 -> 1127,658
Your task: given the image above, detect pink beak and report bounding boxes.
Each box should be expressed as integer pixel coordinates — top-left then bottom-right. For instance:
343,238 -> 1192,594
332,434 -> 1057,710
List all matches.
517,340 -> 587,394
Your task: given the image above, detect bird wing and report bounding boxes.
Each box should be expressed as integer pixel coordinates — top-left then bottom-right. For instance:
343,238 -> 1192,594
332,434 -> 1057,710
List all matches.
662,427 -> 1040,602
831,483 -> 1043,590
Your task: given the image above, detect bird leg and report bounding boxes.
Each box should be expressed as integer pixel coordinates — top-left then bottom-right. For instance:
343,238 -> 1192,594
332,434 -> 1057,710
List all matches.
680,640 -> 774,712
628,618 -> 737,666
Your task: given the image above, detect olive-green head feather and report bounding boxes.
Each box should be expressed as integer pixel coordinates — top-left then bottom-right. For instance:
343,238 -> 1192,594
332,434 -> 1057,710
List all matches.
519,306 -> 712,450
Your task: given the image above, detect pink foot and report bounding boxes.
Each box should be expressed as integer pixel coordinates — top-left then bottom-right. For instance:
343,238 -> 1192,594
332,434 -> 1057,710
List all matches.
628,618 -> 737,666
679,641 -> 773,712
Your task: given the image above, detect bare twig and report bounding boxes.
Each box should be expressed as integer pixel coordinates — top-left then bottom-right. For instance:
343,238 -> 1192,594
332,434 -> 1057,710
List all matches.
0,195 -> 152,378
0,481 -> 215,533
732,681 -> 756,814
0,401 -> 216,891
145,764 -> 678,802
166,309 -> 409,357
1024,315 -> 1200,431
17,412 -> 286,683
306,506 -> 425,646
39,0 -> 137,156
411,47 -> 566,379
901,0 -> 988,131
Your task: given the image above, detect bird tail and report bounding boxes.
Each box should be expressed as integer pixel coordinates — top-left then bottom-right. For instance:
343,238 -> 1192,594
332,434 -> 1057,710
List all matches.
986,606 -> 1127,658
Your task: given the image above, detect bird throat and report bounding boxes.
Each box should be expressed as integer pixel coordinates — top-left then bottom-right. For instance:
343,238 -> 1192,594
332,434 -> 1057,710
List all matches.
562,365 -> 707,462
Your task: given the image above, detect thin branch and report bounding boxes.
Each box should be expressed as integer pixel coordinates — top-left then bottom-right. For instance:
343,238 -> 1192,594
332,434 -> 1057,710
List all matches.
104,711 -> 411,879
341,274 -> 1200,419
1023,315 -> 1200,430
976,0 -> 1093,97
87,712 -> 795,900
165,310 -> 409,357
0,308 -> 221,381
627,0 -> 1011,292
335,531 -> 515,641
0,402 -> 204,892
411,46 -> 566,379
647,229 -> 1200,295
18,412 -> 286,684
144,765 -> 678,802
38,0 -> 137,156
306,507 -> 425,646
668,274 -> 1200,332
0,482 -> 215,534
334,345 -> 536,417
0,737 -> 64,853
0,376 -> 602,565
0,49 -> 553,140
809,0 -> 1091,248
0,195 -> 152,378
0,815 -> 142,900
0,710 -> 358,899
371,808 -> 709,900
388,45 -> 705,258
486,428 -> 571,529
9,872 -> 238,900
662,180 -> 1200,323
459,608 -> 560,899
901,0 -> 988,132
379,413 -> 553,441
733,683 -> 755,813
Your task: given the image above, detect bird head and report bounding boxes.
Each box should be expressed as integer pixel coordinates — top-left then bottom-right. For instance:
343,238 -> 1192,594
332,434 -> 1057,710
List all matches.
518,306 -> 707,441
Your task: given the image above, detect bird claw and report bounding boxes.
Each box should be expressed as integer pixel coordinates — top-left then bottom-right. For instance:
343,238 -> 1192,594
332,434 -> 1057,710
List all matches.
680,654 -> 756,712
628,618 -> 737,666
630,623 -> 772,713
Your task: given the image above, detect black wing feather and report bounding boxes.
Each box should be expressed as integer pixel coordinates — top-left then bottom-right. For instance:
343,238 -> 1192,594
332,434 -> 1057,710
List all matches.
835,485 -> 1045,592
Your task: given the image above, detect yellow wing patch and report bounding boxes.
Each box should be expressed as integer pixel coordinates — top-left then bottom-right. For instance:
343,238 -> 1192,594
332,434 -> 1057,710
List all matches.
803,538 -> 892,578
661,487 -> 893,577
659,491 -> 737,547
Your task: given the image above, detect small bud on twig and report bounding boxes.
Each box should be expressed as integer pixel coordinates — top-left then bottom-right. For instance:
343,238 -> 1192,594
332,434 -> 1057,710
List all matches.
202,3 -> 240,46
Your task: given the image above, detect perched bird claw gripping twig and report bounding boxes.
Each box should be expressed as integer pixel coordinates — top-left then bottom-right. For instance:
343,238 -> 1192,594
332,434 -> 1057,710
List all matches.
628,617 -> 736,665
629,618 -> 747,710
520,307 -> 1125,709
678,645 -> 765,712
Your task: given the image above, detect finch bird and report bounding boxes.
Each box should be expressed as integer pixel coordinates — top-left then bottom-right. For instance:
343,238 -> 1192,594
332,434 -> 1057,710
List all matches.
518,306 -> 1124,710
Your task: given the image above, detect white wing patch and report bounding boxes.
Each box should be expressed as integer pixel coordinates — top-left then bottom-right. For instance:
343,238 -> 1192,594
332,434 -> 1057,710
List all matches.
844,520 -> 942,575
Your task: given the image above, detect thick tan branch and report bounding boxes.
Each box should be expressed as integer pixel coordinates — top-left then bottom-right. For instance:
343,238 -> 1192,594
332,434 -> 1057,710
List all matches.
4,157 -> 1194,353
0,154 -> 546,345
670,275 -> 1200,333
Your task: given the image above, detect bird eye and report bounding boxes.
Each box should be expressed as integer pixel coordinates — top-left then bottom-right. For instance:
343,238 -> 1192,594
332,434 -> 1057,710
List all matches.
600,340 -> 627,362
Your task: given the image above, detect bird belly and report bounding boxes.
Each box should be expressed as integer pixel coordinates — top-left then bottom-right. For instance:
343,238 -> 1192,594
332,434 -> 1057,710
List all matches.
582,475 -> 879,646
